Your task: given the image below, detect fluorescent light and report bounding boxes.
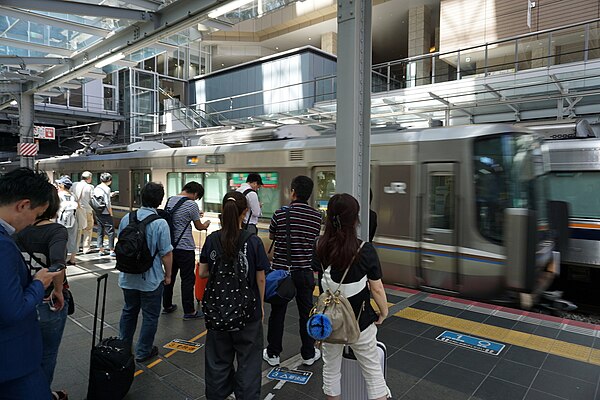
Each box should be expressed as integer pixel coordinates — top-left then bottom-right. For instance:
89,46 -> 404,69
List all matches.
208,0 -> 254,18
10,100 -> 17,106
94,52 -> 125,69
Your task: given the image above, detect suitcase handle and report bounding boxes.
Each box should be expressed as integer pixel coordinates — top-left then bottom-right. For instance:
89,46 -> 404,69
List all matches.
92,273 -> 109,348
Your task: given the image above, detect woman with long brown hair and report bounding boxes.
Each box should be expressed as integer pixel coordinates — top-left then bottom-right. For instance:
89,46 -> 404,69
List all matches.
313,193 -> 390,400
198,190 -> 268,400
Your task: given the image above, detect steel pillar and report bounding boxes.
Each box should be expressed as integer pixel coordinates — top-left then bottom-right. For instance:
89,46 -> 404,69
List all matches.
336,0 -> 372,240
18,92 -> 35,169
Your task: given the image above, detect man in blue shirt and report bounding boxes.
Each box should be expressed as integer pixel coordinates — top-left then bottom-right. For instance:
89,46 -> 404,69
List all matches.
0,168 -> 62,399
118,182 -> 173,362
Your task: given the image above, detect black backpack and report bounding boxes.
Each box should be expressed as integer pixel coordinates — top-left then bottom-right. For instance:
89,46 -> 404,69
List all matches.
115,211 -> 161,274
202,230 -> 256,331
90,194 -> 107,214
157,196 -> 191,247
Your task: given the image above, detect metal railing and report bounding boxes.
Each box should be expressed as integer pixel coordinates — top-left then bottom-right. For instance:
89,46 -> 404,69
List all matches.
372,17 -> 600,91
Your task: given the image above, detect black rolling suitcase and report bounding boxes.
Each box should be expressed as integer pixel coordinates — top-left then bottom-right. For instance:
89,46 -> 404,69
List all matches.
87,273 -> 135,400
340,341 -> 387,399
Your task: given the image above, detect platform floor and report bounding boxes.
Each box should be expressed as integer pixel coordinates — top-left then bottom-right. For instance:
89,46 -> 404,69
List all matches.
53,252 -> 600,400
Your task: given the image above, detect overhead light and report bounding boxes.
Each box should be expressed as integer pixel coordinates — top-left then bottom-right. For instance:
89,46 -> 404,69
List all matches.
208,0 -> 254,18
10,100 -> 17,106
95,52 -> 125,69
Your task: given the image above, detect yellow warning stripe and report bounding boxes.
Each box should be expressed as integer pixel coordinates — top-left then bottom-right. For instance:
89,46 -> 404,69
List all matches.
135,330 -> 208,377
395,307 -> 600,366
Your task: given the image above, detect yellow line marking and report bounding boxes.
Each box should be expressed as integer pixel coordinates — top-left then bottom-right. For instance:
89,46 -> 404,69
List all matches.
394,307 -> 600,366
134,329 -> 208,376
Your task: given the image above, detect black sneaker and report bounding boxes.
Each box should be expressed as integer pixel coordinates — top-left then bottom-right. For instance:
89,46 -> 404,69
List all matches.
162,304 -> 178,314
183,310 -> 204,320
136,345 -> 159,362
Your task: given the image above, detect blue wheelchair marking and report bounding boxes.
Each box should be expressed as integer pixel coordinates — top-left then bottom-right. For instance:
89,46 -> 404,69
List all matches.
267,367 -> 313,385
436,330 -> 505,356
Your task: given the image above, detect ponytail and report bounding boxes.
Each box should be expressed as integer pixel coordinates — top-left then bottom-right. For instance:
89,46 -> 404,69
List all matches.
220,191 -> 248,259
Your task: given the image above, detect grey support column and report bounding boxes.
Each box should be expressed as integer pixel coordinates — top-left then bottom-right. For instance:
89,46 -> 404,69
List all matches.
18,92 -> 35,169
336,0 -> 372,240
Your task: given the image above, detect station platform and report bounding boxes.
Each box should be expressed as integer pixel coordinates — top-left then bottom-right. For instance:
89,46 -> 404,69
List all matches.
54,252 -> 600,400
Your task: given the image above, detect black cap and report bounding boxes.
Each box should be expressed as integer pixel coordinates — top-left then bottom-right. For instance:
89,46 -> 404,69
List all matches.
246,173 -> 263,186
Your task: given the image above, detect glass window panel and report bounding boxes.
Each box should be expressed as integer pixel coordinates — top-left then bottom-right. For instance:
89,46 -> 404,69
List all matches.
548,172 -> 600,219
110,173 -> 120,204
315,170 -> 336,216
157,53 -> 165,75
204,172 -> 227,213
167,172 -> 183,198
428,174 -> 454,230
70,87 -> 83,108
104,87 -> 116,111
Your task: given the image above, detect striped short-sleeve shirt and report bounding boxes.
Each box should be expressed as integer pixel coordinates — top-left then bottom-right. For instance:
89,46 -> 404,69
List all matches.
167,195 -> 201,251
269,202 -> 322,270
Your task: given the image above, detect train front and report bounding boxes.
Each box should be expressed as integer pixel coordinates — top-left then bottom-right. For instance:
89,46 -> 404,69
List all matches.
474,132 -> 557,308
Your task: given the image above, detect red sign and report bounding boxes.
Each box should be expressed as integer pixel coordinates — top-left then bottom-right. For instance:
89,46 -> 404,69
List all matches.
18,142 -> 39,157
33,126 -> 55,140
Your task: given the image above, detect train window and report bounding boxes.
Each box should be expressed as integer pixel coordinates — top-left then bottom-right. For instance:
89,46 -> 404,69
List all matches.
204,172 -> 227,213
167,172 -> 183,197
227,172 -> 280,218
548,172 -> 600,219
315,170 -> 336,214
183,173 -> 204,210
474,134 -> 545,244
428,174 -> 454,230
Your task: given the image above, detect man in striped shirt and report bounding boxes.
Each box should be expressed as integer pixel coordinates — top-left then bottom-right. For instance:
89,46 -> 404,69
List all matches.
263,175 -> 322,367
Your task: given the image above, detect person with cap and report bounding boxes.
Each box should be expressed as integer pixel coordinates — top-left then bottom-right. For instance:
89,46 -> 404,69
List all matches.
93,172 -> 115,256
56,176 -> 79,266
72,171 -> 94,254
236,173 -> 263,235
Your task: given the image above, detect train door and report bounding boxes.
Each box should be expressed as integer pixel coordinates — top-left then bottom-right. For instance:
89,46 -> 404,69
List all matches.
131,169 -> 151,209
419,163 -> 459,292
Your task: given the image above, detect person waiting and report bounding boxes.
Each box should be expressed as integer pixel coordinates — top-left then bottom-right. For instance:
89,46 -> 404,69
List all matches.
236,173 -> 263,235
93,172 -> 115,256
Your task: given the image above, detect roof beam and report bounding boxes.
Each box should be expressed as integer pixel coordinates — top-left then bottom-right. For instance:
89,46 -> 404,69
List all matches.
428,91 -> 473,117
0,37 -> 73,56
127,0 -> 163,11
0,6 -> 111,37
29,0 -> 221,93
0,55 -> 69,65
483,84 -> 520,114
550,74 -> 567,94
0,0 -> 153,21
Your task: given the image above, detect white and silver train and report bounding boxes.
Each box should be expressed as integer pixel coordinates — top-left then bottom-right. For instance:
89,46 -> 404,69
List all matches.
37,123 -> 558,307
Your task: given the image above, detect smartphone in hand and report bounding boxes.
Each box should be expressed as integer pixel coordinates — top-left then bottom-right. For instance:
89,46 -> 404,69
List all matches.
48,263 -> 66,273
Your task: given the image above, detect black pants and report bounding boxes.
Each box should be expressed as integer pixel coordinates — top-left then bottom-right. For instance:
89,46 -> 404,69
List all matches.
266,268 -> 316,359
205,319 -> 263,400
162,249 -> 196,314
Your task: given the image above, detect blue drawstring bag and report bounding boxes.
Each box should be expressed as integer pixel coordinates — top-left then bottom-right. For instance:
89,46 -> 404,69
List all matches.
265,269 -> 296,304
307,313 -> 333,340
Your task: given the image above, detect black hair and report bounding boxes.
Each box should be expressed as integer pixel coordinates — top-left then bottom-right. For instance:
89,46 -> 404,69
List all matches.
316,193 -> 360,271
0,168 -> 53,208
38,186 -> 60,220
246,173 -> 263,185
220,191 -> 247,259
182,181 -> 204,199
141,182 -> 165,208
291,175 -> 313,202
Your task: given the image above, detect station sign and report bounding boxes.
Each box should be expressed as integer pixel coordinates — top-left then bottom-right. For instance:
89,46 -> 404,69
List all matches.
230,172 -> 279,188
163,339 -> 204,353
33,126 -> 56,140
436,330 -> 505,356
267,367 -> 312,384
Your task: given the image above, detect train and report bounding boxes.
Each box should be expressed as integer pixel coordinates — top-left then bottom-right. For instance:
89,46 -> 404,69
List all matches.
36,123 -> 560,308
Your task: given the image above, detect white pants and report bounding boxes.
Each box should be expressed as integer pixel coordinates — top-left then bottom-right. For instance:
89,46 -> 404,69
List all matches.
322,324 -> 390,399
76,211 -> 94,253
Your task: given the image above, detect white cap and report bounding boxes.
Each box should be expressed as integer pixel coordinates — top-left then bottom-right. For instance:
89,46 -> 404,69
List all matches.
82,171 -> 92,179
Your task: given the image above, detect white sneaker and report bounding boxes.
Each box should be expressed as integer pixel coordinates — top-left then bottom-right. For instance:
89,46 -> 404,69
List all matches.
262,349 -> 280,366
302,348 -> 321,366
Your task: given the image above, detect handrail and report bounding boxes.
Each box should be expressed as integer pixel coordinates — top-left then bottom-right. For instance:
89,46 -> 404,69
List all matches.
373,17 -> 600,69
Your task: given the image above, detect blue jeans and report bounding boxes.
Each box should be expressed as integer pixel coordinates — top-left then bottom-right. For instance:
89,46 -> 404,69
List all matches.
119,284 -> 163,359
37,299 -> 69,386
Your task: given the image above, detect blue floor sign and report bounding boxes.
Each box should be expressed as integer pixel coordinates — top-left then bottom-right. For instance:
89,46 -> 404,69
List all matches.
267,367 -> 313,384
436,330 -> 505,356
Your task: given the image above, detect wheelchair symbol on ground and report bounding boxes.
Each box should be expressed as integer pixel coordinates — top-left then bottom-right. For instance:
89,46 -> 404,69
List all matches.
267,367 -> 313,384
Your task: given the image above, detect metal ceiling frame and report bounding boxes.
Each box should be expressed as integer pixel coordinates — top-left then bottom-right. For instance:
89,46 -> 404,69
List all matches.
0,37 -> 73,56
0,0 -> 153,21
0,55 -> 68,65
0,6 -> 112,37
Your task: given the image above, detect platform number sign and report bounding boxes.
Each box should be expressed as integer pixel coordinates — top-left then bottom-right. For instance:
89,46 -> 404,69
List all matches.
436,330 -> 505,356
267,367 -> 312,384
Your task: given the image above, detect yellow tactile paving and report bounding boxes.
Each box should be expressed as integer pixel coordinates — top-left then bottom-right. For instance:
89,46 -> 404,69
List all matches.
394,306 -> 600,366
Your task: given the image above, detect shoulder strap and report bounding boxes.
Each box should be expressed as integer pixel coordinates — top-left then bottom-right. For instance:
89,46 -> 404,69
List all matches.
243,188 -> 255,196
334,241 -> 366,294
129,211 -> 139,225
170,197 -> 192,248
285,207 -> 292,270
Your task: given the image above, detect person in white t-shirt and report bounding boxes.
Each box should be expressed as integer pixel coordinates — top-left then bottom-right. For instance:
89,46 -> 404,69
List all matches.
93,172 -> 115,256
72,171 -> 94,254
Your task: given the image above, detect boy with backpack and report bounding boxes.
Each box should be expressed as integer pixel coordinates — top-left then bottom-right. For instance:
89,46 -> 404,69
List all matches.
116,182 -> 173,363
161,181 -> 210,319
